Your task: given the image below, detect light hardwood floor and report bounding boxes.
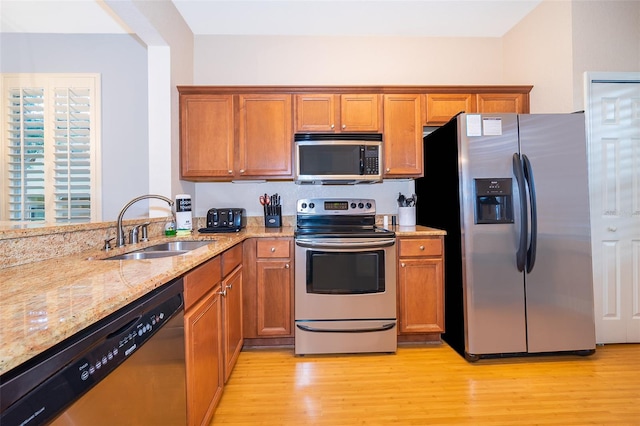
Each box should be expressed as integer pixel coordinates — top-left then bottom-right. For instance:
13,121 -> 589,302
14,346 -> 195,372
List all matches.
211,343 -> 640,425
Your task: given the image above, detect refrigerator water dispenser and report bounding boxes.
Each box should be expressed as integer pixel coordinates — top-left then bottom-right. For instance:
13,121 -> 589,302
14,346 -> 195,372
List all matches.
474,178 -> 513,224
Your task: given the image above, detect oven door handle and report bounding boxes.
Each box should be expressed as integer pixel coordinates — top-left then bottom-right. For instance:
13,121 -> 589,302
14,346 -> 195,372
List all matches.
295,238 -> 396,249
296,323 -> 396,333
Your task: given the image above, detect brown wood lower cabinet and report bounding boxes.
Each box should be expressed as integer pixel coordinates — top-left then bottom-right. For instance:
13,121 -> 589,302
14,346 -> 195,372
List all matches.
184,257 -> 224,426
243,238 -> 294,346
221,245 -> 243,383
397,236 -> 445,341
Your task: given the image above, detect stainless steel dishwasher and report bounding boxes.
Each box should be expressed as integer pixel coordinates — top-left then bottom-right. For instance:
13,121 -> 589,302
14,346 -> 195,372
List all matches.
0,277 -> 186,426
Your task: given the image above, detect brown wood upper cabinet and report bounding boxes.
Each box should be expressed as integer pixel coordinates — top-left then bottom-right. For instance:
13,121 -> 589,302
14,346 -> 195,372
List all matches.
383,94 -> 423,178
294,94 -> 382,133
425,92 -> 529,126
179,92 -> 293,181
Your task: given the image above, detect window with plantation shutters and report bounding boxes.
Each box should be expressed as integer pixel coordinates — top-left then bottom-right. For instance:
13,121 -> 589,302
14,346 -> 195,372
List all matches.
1,74 -> 101,223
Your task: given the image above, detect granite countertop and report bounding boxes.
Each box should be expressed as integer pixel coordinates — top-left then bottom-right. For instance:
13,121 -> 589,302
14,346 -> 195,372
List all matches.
0,224 -> 444,375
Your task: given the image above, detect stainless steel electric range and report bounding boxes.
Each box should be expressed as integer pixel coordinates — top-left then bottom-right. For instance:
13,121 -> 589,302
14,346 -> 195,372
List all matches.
294,198 -> 397,355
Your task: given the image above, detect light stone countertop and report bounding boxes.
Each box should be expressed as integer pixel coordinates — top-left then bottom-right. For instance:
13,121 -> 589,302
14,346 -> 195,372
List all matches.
0,224 -> 444,375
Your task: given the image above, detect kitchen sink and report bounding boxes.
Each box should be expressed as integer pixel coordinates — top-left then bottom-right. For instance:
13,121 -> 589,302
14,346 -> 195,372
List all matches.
140,240 -> 212,252
102,240 -> 213,260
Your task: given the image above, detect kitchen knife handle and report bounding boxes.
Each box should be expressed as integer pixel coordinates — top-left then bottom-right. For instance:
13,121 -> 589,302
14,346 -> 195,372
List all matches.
513,153 -> 528,272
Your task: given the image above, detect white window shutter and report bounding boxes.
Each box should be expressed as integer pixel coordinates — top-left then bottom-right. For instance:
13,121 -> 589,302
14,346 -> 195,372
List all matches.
2,74 -> 101,223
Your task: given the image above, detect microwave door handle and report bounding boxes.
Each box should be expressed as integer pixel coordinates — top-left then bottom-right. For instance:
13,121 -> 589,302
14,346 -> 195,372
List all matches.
359,146 -> 365,175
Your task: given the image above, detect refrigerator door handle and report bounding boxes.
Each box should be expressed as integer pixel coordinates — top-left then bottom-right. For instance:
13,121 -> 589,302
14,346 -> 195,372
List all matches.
522,154 -> 537,273
512,153 -> 528,272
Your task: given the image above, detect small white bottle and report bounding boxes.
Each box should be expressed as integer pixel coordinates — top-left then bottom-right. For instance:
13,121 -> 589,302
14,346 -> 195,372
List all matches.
175,194 -> 192,233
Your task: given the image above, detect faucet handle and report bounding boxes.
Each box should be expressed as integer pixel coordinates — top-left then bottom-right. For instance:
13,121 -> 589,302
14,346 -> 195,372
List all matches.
129,225 -> 142,244
140,222 -> 151,242
103,237 -> 115,251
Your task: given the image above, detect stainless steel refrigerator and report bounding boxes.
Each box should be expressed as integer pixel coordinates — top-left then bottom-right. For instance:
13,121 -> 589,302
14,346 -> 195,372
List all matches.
416,112 -> 596,361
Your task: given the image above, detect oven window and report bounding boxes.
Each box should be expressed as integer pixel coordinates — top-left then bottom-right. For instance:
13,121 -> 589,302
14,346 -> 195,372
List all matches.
306,250 -> 385,294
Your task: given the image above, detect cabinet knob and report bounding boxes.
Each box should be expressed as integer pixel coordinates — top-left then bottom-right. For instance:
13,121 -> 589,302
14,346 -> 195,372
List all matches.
219,288 -> 227,297
330,124 -> 335,129
285,264 -> 290,269
386,168 -> 391,172
419,245 -> 425,250
342,124 -> 346,129
228,170 -> 233,174
271,247 -> 276,252
401,262 -> 406,268
226,283 -> 233,290
607,227 -> 617,232
239,169 -> 245,174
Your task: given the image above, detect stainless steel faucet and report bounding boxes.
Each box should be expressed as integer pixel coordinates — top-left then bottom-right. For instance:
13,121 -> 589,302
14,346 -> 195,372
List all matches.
116,194 -> 174,247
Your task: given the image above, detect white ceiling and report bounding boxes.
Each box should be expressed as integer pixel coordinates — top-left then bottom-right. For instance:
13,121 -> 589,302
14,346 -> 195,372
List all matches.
0,0 -> 542,37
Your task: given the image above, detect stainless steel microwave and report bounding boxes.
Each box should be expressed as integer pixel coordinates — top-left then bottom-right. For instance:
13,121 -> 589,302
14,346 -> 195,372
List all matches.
294,133 -> 383,184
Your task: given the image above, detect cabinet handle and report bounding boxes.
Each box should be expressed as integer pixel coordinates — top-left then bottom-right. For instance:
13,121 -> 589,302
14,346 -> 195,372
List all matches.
285,264 -> 290,269
219,288 -> 227,297
607,227 -> 617,232
419,245 -> 425,250
401,262 -> 406,268
271,247 -> 276,252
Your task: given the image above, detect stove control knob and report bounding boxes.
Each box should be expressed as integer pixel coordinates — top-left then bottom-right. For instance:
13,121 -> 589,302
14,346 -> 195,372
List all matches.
366,202 -> 372,209
350,203 -> 357,209
309,203 -> 315,209
358,202 -> 364,209
301,203 -> 307,209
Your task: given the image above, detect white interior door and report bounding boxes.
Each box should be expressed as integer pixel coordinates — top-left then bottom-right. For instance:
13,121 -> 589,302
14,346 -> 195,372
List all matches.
585,72 -> 640,344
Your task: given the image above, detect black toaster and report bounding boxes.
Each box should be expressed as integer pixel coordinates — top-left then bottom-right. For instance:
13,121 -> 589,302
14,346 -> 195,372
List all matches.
201,208 -> 247,233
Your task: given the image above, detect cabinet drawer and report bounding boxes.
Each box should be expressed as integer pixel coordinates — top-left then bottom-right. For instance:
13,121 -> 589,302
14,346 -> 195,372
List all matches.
184,256 -> 222,310
222,244 -> 243,277
256,239 -> 290,258
398,238 -> 442,257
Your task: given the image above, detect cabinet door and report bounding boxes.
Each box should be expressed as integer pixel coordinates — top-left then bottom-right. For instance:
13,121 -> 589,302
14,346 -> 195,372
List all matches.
184,287 -> 223,426
425,93 -> 475,125
340,94 -> 382,132
383,94 -> 423,177
398,257 -> 444,333
256,259 -> 293,336
476,93 -> 526,113
238,94 -> 293,178
180,94 -> 234,179
222,265 -> 243,383
294,94 -> 337,132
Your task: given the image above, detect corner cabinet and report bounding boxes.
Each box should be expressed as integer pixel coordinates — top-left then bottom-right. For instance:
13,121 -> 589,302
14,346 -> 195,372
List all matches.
183,257 -> 224,426
242,238 -> 294,346
397,236 -> 445,340
425,89 -> 530,126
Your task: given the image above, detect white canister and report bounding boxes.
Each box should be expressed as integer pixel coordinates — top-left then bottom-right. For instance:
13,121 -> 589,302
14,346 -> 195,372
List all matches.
175,194 -> 192,231
398,206 -> 416,227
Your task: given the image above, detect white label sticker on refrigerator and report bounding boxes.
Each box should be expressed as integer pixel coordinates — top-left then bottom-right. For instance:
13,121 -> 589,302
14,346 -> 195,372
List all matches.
466,114 -> 482,136
482,117 -> 502,135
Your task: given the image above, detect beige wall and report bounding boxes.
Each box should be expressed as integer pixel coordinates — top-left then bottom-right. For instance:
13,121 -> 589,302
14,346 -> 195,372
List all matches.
503,0 -> 640,113
571,0 -> 640,110
194,35 -> 505,85
502,1 -> 574,113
